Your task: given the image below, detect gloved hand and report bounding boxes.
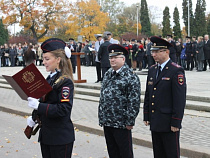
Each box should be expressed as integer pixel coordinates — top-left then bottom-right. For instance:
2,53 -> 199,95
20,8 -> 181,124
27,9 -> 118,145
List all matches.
27,97 -> 39,110
27,116 -> 36,128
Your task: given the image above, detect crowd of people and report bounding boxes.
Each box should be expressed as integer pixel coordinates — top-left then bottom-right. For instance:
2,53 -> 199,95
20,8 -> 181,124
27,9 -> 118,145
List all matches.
1,33 -> 210,75
0,42 -> 43,67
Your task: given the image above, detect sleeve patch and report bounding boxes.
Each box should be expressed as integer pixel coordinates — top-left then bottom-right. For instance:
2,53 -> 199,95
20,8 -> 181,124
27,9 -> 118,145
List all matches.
178,74 -> 184,85
61,99 -> 70,102
62,87 -> 70,99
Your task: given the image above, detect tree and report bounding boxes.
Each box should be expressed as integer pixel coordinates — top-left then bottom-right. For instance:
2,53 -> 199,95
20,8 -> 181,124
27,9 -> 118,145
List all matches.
206,13 -> 210,34
0,0 -> 69,43
66,0 -> 109,41
140,0 -> 151,36
173,7 -> 182,40
0,18 -> 9,45
162,6 -> 171,37
194,0 -> 207,36
100,0 -> 123,24
182,0 -> 195,36
151,23 -> 162,36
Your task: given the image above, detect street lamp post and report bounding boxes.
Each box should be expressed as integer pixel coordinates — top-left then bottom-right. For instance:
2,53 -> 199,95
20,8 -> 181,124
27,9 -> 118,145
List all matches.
136,4 -> 139,38
188,0 -> 190,37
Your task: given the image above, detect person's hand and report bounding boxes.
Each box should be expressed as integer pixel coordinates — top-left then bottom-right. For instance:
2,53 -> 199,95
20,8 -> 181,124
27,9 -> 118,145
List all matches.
144,121 -> 150,126
27,97 -> 39,110
171,126 -> 179,132
126,126 -> 133,130
27,116 -> 36,128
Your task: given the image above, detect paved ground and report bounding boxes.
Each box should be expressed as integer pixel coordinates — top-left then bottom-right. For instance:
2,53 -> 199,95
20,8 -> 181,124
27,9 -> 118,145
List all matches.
0,111 -> 158,158
0,65 -> 210,98
0,88 -> 209,157
0,65 -> 210,157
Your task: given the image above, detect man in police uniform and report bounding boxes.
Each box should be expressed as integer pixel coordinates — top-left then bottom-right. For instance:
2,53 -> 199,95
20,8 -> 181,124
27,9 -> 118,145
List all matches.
143,36 -> 186,158
98,44 -> 141,158
185,36 -> 194,70
167,35 -> 177,63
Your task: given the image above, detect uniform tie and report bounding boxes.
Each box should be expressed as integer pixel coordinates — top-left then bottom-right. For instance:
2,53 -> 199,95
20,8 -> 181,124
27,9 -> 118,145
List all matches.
157,66 -> 161,79
112,71 -> 116,77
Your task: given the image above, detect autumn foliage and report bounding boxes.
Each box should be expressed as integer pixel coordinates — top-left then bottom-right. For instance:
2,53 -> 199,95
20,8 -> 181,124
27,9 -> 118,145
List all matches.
0,0 -> 69,42
65,0 -> 110,41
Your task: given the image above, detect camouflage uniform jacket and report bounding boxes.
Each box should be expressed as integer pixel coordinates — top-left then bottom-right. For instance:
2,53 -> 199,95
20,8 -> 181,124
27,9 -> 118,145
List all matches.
98,63 -> 141,129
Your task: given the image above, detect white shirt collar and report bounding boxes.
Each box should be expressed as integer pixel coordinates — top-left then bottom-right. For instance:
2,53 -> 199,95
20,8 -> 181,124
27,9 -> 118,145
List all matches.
158,58 -> 170,71
50,71 -> 57,78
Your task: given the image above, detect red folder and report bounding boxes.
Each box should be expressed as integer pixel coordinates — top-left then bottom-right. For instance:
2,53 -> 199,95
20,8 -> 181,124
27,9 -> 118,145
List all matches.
2,63 -> 52,100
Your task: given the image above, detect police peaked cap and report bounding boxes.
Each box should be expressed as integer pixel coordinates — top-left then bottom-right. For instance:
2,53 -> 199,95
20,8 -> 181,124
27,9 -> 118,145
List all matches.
103,31 -> 112,36
150,36 -> 173,51
94,34 -> 102,39
108,44 -> 128,57
41,38 -> 66,53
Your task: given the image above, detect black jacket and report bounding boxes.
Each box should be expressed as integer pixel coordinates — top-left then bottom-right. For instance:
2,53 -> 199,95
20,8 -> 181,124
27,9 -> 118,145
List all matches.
37,72 -> 75,145
144,60 -> 186,132
204,40 -> 210,59
98,41 -> 111,68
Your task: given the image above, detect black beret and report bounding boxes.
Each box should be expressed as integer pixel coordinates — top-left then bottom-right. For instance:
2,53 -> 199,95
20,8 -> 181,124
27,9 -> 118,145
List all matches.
69,38 -> 74,41
131,39 -> 136,42
150,36 -> 173,51
186,36 -> 191,39
108,44 -> 128,57
41,38 -> 66,53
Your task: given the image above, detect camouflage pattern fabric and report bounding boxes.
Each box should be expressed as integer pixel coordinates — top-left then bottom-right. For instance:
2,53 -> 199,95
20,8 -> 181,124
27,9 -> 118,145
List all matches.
98,63 -> 141,129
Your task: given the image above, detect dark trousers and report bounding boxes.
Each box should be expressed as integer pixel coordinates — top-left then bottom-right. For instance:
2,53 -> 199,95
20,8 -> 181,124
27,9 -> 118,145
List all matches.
95,62 -> 102,81
203,59 -> 210,70
10,56 -> 15,66
102,67 -> 110,79
152,131 -> 180,158
186,53 -> 194,70
40,142 -> 74,158
104,126 -> 133,158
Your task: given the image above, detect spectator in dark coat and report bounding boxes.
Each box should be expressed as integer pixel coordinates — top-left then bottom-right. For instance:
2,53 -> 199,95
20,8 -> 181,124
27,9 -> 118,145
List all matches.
203,34 -> 210,71
9,45 -> 17,67
196,36 -> 205,71
98,35 -> 111,79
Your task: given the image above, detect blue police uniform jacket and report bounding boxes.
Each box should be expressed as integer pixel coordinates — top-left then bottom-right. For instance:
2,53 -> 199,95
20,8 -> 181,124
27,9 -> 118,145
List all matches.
98,63 -> 141,129
37,72 -> 75,145
143,60 -> 186,132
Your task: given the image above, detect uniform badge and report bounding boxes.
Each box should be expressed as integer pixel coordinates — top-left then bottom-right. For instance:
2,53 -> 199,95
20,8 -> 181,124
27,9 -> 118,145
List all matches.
162,77 -> 170,80
150,77 -> 153,80
148,81 -> 153,85
61,87 -> 70,102
178,74 -> 184,85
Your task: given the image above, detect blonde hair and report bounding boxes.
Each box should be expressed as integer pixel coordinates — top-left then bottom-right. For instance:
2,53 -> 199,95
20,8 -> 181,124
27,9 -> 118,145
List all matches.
50,49 -> 74,83
198,36 -> 203,41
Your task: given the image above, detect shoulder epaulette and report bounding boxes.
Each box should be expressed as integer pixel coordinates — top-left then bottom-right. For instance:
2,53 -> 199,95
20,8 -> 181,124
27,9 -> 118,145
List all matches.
150,64 -> 157,68
54,75 -> 69,85
171,62 -> 181,68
